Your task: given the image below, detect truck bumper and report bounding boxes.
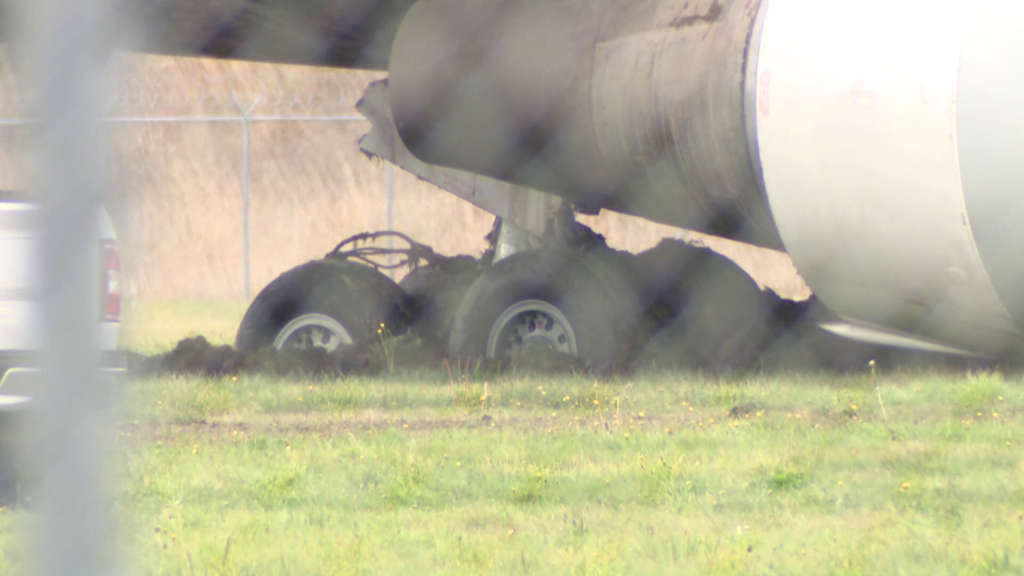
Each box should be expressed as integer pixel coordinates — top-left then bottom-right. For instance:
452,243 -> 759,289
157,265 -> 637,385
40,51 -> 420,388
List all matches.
0,351 -> 127,413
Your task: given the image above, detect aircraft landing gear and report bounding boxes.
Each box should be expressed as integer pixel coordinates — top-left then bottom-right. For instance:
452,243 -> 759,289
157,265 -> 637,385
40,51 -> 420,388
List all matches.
448,246 -> 644,373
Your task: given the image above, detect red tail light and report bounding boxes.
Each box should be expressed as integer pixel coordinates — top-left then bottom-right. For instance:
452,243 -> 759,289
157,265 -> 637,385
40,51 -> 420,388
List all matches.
101,241 -> 120,322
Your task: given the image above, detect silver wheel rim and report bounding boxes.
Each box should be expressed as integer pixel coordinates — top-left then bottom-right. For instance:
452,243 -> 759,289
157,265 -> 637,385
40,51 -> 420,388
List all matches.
273,313 -> 353,353
486,299 -> 578,359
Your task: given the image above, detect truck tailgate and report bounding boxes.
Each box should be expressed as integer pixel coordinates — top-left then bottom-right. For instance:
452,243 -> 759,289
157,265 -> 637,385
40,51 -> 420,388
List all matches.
0,203 -> 41,351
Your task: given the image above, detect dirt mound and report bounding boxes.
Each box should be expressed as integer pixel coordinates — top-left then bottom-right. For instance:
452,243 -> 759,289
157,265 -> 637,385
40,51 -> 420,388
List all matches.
127,335 -> 444,379
127,332 -> 594,379
128,303 -> 998,380
127,328 -> 994,379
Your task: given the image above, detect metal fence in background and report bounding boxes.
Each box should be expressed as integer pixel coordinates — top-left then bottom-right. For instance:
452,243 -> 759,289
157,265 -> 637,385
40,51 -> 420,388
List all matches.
0,74 -> 397,300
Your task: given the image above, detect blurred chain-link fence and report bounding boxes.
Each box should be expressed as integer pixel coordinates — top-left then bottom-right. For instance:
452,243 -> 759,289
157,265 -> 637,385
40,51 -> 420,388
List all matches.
0,54 -> 500,302
1,52 -> 793,304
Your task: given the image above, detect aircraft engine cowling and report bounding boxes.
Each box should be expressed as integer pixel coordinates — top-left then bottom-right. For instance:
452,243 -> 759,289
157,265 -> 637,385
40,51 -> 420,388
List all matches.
391,0 -> 1024,360
387,0 -> 784,249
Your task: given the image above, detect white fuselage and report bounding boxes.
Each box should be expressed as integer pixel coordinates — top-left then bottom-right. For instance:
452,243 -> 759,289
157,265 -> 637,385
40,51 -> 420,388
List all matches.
754,0 -> 1024,358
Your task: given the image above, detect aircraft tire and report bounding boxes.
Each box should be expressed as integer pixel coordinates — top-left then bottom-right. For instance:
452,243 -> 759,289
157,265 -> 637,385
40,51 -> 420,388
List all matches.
235,259 -> 412,352
448,247 -> 643,373
633,240 -> 785,373
400,256 -> 482,348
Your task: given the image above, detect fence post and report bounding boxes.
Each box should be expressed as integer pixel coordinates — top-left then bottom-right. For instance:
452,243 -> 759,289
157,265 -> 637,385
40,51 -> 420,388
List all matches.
25,1 -> 110,575
0,105 -> 370,302
235,97 -> 261,301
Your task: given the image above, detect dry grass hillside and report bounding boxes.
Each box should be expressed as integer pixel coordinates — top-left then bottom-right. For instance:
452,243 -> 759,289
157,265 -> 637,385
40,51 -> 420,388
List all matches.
0,54 -> 808,301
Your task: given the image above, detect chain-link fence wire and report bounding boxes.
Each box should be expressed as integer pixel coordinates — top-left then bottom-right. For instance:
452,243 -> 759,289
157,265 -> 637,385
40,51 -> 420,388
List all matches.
0,53 -> 497,301
1,50 -> 377,116
2,50 -> 725,302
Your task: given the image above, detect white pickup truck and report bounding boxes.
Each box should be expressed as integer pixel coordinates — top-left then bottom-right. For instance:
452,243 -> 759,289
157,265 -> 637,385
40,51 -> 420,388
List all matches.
0,191 -> 124,413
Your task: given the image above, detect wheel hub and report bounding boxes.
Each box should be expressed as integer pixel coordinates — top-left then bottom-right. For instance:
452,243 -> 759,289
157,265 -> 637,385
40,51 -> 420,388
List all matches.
273,313 -> 353,353
487,300 -> 578,359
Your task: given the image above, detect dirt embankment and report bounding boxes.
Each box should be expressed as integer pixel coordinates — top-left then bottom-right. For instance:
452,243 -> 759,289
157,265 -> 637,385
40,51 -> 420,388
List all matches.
127,333 -> 593,380
126,331 -> 991,381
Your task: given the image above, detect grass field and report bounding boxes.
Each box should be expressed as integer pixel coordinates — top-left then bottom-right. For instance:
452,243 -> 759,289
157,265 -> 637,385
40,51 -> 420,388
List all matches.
119,300 -> 250,355
4,304 -> 1024,575
89,371 -> 1024,575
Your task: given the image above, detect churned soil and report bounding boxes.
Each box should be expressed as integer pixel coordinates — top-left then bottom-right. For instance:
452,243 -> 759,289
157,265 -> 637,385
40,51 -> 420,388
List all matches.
126,334 -> 590,379
128,335 -> 431,379
125,330 -> 988,380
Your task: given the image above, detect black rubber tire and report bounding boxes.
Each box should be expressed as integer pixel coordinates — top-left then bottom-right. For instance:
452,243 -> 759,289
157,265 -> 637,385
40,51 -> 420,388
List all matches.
235,258 -> 412,352
399,256 -> 482,347
634,240 -> 786,372
448,248 -> 643,373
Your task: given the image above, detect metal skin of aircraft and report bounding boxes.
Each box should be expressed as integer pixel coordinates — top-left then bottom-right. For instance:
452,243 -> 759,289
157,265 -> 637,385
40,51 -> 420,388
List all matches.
8,0 -> 1024,364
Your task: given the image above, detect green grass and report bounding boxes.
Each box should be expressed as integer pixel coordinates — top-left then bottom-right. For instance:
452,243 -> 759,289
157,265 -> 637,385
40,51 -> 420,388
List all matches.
2,301 -> 1019,574
120,299 -> 248,354
5,368 -> 1022,575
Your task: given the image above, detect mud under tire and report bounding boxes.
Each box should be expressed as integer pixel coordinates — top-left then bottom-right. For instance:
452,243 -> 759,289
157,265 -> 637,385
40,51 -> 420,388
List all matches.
634,240 -> 788,372
448,248 -> 642,373
758,296 -> 897,371
235,259 -> 411,352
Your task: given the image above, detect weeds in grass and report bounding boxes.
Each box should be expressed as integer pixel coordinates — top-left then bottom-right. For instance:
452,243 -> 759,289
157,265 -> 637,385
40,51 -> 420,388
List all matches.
765,469 -> 808,492
876,384 -> 889,424
34,370 -> 1024,576
479,382 -> 490,411
156,376 -> 237,423
444,358 -> 493,412
443,357 -> 503,387
249,467 -> 306,508
638,455 -> 689,505
376,322 -> 395,376
383,462 -> 432,507
509,470 -> 547,504
957,371 -> 1005,411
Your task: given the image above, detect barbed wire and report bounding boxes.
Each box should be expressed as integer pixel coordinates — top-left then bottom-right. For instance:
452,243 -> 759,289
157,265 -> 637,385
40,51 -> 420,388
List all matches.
0,50 -> 382,118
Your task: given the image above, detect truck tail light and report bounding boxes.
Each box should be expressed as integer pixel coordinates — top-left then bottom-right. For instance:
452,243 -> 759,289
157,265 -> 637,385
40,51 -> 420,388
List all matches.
101,240 -> 120,322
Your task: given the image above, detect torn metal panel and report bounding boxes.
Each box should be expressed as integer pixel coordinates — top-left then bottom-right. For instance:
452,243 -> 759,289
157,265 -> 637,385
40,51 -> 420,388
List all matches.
358,80 -> 562,240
